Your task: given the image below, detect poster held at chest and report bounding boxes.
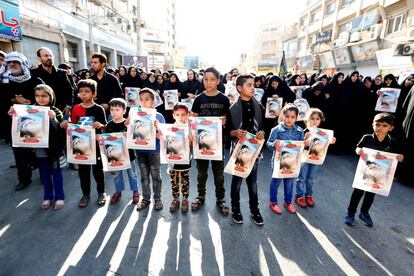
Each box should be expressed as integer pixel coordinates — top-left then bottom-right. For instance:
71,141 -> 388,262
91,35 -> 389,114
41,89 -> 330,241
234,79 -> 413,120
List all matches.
125,87 -> 140,107
265,97 -> 283,118
289,85 -> 310,99
225,84 -> 239,106
294,98 -> 310,121
11,104 -> 50,148
303,128 -> 334,165
352,147 -> 399,197
98,132 -> 131,171
159,123 -> 190,164
375,88 -> 401,113
224,132 -> 264,178
180,98 -> 194,111
164,90 -> 179,110
272,140 -> 305,178
254,88 -> 264,103
127,107 -> 156,150
192,117 -> 222,160
67,124 -> 96,165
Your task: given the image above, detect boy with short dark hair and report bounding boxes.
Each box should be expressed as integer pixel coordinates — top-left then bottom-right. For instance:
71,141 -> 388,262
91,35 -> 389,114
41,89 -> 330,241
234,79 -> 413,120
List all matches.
105,98 -> 140,205
344,113 -> 404,227
61,79 -> 107,207
191,67 -> 231,215
227,74 -> 265,225
135,88 -> 166,211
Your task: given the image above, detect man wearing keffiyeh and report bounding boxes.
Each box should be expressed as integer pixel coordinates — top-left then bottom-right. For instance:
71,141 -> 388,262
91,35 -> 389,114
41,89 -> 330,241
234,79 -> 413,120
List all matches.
3,51 -> 43,191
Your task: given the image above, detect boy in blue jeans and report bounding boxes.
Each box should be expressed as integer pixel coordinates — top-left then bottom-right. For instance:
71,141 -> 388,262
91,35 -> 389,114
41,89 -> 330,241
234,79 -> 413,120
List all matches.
105,98 -> 140,205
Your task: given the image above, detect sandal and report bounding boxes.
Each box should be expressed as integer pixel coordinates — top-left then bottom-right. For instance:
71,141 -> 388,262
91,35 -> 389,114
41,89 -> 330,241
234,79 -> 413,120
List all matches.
132,192 -> 140,205
136,199 -> 151,211
41,200 -> 51,209
216,200 -> 229,216
191,197 -> 205,211
169,199 -> 180,212
54,200 -> 64,210
154,200 -> 163,211
181,199 -> 189,213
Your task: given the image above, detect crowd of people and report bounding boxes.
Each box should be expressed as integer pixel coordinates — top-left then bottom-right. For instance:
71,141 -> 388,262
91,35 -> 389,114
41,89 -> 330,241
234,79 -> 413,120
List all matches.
0,47 -> 412,227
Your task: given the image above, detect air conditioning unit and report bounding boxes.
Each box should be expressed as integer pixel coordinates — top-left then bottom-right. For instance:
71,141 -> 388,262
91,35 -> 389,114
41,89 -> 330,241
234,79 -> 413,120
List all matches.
402,43 -> 414,55
338,32 -> 350,46
350,31 -> 361,42
369,24 -> 382,39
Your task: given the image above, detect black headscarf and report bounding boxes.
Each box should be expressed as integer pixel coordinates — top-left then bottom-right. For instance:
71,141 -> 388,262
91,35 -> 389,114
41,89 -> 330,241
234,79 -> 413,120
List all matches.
143,72 -> 160,91
288,74 -> 301,86
262,75 -> 295,106
302,81 -> 326,110
383,74 -> 400,88
124,66 -> 142,88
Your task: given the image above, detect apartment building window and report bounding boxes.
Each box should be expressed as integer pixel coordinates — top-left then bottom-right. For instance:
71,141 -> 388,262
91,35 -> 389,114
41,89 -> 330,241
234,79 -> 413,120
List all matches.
341,0 -> 355,8
387,14 -> 406,34
310,10 -> 322,25
262,41 -> 277,47
326,2 -> 336,15
339,21 -> 352,33
299,38 -> 306,52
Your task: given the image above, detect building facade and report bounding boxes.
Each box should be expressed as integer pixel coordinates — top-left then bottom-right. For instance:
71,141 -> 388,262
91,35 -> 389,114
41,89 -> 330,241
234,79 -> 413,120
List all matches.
296,0 -> 414,76
0,0 -> 23,52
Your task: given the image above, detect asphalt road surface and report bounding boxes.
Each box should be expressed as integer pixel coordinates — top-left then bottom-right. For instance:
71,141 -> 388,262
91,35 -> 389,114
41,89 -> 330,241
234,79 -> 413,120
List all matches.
0,144 -> 413,276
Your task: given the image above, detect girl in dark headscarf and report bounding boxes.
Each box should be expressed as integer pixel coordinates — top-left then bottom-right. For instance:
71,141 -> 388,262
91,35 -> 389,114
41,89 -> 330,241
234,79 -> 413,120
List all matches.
254,76 -> 263,88
162,72 -> 182,123
181,69 -> 201,99
288,74 -> 301,86
383,74 -> 400,88
299,73 -> 308,85
309,73 -> 319,86
162,72 -> 170,82
394,74 -> 414,142
124,66 -> 142,89
222,72 -> 231,84
302,81 -> 327,111
372,74 -> 383,93
143,72 -> 160,91
156,74 -> 165,93
139,71 -> 148,86
118,65 -> 128,88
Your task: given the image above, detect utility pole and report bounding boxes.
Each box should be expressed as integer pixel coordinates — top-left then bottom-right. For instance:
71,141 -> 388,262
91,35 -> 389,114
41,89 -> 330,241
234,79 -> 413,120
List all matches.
88,8 -> 94,56
136,0 -> 142,56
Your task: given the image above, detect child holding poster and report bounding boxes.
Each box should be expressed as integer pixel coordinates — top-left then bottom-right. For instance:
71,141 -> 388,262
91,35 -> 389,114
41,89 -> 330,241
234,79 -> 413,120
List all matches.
167,104 -> 192,213
344,113 -> 404,227
134,88 -> 166,211
10,85 -> 66,210
190,67 -> 230,215
295,108 -> 336,209
104,98 -> 140,205
60,79 -> 107,208
226,74 -> 265,225
267,104 -> 305,214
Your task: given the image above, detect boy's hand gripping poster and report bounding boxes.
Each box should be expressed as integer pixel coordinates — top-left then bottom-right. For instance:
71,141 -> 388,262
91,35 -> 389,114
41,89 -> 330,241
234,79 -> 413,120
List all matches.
294,98 -> 311,121
127,107 -> 156,150
192,117 -> 222,161
125,87 -> 140,107
352,148 -> 398,196
164,90 -> 179,110
67,123 -> 96,165
224,132 -> 264,178
272,140 -> 305,178
375,88 -> 401,113
98,132 -> 131,171
303,128 -> 334,165
159,123 -> 190,165
11,104 -> 50,148
265,97 -> 283,119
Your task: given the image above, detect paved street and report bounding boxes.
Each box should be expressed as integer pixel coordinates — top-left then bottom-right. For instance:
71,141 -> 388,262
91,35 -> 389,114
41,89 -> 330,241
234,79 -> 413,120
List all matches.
0,144 -> 413,276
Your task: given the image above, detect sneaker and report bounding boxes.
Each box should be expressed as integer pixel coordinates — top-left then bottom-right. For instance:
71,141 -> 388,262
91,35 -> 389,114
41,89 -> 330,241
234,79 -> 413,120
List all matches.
181,199 -> 189,213
78,195 -> 90,208
170,199 -> 180,212
305,195 -> 315,207
344,214 -> 355,226
110,192 -> 122,205
232,211 -> 243,224
284,202 -> 296,213
216,200 -> 229,215
295,196 -> 306,208
359,213 -> 373,227
269,203 -> 282,214
132,192 -> 140,205
250,211 -> 264,226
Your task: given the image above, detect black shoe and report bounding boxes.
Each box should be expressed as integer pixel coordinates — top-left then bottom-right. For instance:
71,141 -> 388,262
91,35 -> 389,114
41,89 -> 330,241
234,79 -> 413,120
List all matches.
232,211 -> 243,224
15,182 -> 30,191
78,195 -> 90,208
251,211 -> 264,226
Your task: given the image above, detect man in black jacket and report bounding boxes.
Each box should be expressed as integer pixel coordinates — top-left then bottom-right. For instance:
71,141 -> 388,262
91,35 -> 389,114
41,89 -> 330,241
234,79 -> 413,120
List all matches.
90,53 -> 123,113
30,47 -> 73,115
4,52 -> 43,191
